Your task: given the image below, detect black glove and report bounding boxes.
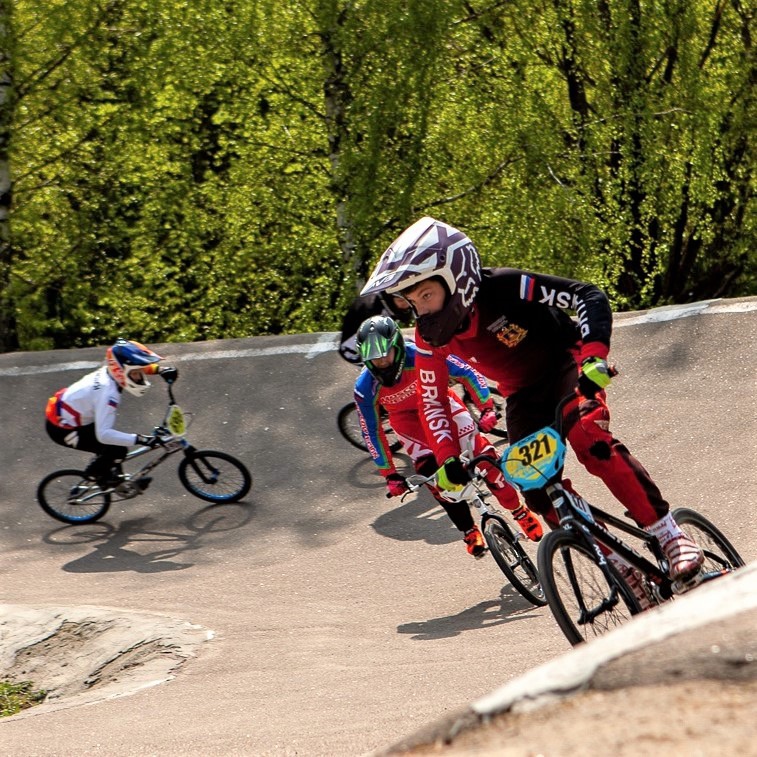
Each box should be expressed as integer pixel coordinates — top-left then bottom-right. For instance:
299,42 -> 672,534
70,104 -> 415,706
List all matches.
135,433 -> 159,448
159,366 -> 179,383
415,455 -> 438,478
436,457 -> 470,491
577,357 -> 613,398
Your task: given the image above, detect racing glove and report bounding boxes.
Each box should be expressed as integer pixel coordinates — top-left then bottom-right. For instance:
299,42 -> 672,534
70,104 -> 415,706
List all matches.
135,433 -> 160,448
385,473 -> 408,498
577,357 -> 612,398
436,457 -> 470,491
477,407 -> 499,434
159,366 -> 179,383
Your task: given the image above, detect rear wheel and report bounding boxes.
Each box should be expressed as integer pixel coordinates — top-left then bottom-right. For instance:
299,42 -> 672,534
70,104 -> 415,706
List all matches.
483,517 -> 546,606
672,508 -> 745,573
37,469 -> 111,524
178,450 -> 252,503
537,529 -> 641,646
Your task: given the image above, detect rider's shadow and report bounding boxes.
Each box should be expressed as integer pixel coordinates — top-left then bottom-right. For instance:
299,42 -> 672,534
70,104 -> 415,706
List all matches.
346,455 -> 461,546
371,492 -> 460,546
47,505 -> 254,574
397,586 -> 539,640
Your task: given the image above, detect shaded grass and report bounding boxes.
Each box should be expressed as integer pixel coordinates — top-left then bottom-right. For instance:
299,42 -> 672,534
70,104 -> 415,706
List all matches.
0,680 -> 47,717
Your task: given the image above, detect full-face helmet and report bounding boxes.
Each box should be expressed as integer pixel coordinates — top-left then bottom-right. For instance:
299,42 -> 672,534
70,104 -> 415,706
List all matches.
360,216 -> 481,346
106,338 -> 162,397
356,316 -> 406,387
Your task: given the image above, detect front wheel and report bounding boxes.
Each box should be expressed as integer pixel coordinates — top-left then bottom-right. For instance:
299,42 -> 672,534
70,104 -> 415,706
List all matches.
537,529 -> 641,646
672,508 -> 745,573
178,450 -> 252,503
483,517 -> 546,606
37,469 -> 111,524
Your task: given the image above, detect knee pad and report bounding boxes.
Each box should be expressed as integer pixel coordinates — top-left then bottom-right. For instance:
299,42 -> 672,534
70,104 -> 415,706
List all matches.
579,398 -> 611,434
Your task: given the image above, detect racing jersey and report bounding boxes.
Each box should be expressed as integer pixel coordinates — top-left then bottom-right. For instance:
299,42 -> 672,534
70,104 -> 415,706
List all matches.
45,366 -> 138,447
414,267 -> 613,462
353,343 -> 493,477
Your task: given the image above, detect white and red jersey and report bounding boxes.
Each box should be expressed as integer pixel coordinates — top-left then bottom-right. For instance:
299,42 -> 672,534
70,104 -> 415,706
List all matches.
45,366 -> 138,447
353,343 -> 492,477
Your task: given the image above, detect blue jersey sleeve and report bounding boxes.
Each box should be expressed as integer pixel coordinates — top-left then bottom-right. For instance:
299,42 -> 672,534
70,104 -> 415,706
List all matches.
445,354 -> 492,411
354,370 -> 395,475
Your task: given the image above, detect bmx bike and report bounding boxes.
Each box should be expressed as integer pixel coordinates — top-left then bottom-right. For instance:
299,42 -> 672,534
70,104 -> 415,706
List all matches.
37,382 -> 252,525
499,392 -> 745,645
402,451 -> 546,607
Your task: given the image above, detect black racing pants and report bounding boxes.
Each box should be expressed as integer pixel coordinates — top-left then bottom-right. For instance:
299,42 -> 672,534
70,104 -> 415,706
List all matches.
46,421 -> 128,479
505,356 -> 669,528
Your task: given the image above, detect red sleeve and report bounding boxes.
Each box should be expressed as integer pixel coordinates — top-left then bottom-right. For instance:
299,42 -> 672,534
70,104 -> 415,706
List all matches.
413,334 -> 461,464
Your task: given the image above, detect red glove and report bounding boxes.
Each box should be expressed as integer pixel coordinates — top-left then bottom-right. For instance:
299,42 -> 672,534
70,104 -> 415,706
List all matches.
385,473 -> 408,498
478,407 -> 499,433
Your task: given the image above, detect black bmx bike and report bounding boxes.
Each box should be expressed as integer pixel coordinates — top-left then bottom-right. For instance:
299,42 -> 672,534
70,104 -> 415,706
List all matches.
37,382 -> 252,525
498,393 -> 744,645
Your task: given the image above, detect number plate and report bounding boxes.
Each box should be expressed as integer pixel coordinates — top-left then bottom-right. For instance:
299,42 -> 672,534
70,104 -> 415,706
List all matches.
499,427 -> 566,491
166,404 -> 186,437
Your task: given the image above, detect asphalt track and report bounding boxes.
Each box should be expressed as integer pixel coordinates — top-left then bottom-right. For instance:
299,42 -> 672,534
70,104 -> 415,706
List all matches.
0,296 -> 755,755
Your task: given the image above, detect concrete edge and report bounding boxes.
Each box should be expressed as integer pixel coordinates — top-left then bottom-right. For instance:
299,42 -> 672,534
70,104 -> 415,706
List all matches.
369,562 -> 757,755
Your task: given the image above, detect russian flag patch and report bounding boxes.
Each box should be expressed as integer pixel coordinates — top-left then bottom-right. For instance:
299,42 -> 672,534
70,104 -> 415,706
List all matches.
520,275 -> 536,301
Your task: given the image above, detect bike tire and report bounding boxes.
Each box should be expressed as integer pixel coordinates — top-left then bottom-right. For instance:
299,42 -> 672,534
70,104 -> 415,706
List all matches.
37,469 -> 111,524
337,403 -> 401,453
483,517 -> 546,606
672,507 -> 745,572
178,450 -> 252,504
537,528 -> 641,646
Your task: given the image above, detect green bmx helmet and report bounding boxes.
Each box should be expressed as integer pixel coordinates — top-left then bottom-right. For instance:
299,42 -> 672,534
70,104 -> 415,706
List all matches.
356,316 -> 406,387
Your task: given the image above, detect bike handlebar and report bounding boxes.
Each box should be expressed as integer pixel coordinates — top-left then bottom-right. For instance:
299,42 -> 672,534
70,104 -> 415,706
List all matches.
399,452 -> 499,500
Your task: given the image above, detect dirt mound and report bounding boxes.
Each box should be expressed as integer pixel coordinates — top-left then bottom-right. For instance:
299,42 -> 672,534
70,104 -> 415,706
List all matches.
0,604 -> 211,716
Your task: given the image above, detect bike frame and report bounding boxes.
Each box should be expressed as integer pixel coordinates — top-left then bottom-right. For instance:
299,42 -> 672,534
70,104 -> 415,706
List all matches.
546,483 -> 675,602
84,384 -> 202,499
404,453 -> 516,534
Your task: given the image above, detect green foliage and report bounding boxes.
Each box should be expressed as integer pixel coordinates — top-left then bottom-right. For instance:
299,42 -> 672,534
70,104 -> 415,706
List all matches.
0,680 -> 46,717
2,0 -> 754,350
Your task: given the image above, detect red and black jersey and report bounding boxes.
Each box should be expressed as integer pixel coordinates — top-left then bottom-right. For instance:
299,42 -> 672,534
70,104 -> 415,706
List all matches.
414,267 -> 613,462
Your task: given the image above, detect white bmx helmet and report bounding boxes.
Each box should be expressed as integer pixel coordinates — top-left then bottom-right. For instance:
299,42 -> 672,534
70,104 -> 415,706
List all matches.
361,217 -> 481,346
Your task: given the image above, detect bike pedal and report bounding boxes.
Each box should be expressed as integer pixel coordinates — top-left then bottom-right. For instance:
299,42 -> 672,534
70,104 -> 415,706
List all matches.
672,571 -> 705,594
135,476 -> 153,491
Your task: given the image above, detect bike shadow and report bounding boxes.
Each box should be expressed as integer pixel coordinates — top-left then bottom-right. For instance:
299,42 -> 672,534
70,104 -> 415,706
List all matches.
43,504 -> 255,574
371,490 -> 460,546
396,586 -> 540,640
345,452 -> 412,490
346,455 -> 463,546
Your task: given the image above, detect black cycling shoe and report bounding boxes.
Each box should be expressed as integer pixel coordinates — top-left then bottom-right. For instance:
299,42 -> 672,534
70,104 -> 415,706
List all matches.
135,476 -> 153,491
